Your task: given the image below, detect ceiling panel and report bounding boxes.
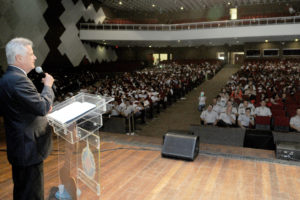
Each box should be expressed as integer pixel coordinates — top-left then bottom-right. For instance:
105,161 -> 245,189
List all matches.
98,0 -> 299,13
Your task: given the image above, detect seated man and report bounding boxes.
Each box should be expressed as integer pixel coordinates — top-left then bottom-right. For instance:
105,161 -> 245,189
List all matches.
212,98 -> 222,115
110,101 -> 121,117
290,108 -> 300,132
238,100 -> 255,115
200,104 -> 218,125
217,106 -> 236,127
255,100 -> 272,117
238,108 -> 255,129
221,100 -> 238,116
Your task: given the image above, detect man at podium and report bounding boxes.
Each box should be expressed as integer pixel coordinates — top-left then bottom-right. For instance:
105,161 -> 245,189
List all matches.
0,38 -> 55,200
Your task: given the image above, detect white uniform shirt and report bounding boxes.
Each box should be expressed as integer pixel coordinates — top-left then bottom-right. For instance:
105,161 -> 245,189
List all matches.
198,96 -> 206,106
221,107 -> 238,115
219,113 -> 236,125
200,110 -> 218,124
255,106 -> 272,116
122,105 -> 134,117
111,105 -> 121,116
238,114 -> 253,127
220,97 -> 227,107
213,104 -> 222,115
238,104 -> 255,115
290,116 -> 300,129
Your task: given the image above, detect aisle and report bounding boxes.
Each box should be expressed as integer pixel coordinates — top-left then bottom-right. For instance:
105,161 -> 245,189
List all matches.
138,64 -> 240,137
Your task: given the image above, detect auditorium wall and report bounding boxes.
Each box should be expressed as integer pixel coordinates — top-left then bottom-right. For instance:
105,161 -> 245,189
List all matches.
116,45 -> 244,62
244,41 -> 300,58
0,0 -> 117,72
0,0 -> 49,70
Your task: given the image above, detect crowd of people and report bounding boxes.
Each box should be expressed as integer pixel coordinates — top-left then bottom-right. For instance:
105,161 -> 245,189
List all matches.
200,59 -> 300,132
35,61 -> 221,128
95,61 -> 222,124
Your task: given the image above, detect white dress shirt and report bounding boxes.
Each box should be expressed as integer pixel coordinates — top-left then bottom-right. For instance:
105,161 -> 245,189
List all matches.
290,116 -> 300,129
255,106 -> 272,116
200,110 -> 218,124
219,113 -> 236,125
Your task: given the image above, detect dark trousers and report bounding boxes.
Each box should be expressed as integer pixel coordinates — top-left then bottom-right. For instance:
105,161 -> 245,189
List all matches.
12,162 -> 44,200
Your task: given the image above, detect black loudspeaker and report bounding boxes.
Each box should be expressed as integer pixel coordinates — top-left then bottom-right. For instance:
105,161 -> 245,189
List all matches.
162,132 -> 199,161
243,129 -> 275,150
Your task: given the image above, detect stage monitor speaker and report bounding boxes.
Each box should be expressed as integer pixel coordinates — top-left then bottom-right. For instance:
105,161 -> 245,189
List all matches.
162,132 -> 199,161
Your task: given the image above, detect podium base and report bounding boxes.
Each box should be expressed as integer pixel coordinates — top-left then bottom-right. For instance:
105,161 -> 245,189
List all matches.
55,190 -> 72,200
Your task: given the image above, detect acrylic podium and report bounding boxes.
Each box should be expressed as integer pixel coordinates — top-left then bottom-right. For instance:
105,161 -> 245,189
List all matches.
47,93 -> 113,200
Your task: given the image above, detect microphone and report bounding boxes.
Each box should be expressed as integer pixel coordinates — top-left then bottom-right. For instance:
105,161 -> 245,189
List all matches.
35,66 -> 45,76
35,66 -> 57,93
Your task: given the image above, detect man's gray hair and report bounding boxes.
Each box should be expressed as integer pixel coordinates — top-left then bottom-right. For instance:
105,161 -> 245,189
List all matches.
5,37 -> 33,65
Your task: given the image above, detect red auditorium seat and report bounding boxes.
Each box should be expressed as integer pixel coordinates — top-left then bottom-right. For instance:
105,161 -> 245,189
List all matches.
271,109 -> 286,117
255,116 -> 271,130
271,104 -> 284,110
273,116 -> 290,132
286,109 -> 297,117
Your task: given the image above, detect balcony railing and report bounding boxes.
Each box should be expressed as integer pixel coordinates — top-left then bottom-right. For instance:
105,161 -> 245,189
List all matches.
80,16 -> 300,31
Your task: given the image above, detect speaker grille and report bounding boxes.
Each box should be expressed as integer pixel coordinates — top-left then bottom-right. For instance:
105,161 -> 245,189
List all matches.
162,133 -> 199,161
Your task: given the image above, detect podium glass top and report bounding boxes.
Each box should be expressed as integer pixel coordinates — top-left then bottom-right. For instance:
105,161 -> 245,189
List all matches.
47,92 -> 113,127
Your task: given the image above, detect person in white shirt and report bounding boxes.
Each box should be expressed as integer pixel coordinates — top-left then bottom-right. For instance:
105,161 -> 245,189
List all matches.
217,106 -> 236,127
255,100 -> 272,117
110,101 -> 121,116
200,104 -> 218,125
212,98 -> 222,115
198,91 -> 206,112
221,100 -> 238,116
238,108 -> 255,129
244,81 -> 256,91
290,108 -> 300,132
219,92 -> 228,107
238,100 -> 255,115
121,100 -> 134,117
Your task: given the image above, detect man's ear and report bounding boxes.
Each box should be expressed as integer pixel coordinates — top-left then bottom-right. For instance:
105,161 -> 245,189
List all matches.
15,54 -> 23,63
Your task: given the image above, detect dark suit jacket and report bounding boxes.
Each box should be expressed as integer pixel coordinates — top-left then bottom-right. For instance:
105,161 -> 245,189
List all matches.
0,66 -> 55,166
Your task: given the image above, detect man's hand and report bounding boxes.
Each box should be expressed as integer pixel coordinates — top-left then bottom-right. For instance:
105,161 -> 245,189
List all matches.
48,106 -> 53,113
42,73 -> 54,87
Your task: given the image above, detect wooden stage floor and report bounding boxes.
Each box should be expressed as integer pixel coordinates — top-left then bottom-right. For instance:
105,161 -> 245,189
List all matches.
1,133 -> 300,200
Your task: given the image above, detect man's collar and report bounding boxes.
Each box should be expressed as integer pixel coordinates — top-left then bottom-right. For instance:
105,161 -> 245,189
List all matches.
10,65 -> 27,76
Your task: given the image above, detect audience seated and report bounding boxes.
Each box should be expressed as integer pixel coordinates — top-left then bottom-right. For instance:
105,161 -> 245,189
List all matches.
42,60 -> 221,133
255,100 -> 272,117
238,100 -> 255,115
200,59 -> 300,132
200,104 -> 218,125
238,108 -> 255,129
217,106 -> 236,127
290,108 -> 300,132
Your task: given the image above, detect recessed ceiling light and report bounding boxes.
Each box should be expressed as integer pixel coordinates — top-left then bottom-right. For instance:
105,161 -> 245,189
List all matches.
119,1 -> 123,5
228,2 -> 231,5
180,6 -> 184,10
152,4 -> 156,7
265,40 -> 268,43
236,41 -> 239,43
104,42 -> 106,45
149,45 -> 152,48
295,38 -> 299,42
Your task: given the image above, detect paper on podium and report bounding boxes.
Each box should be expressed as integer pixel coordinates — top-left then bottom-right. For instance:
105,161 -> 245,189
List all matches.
48,101 -> 96,124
